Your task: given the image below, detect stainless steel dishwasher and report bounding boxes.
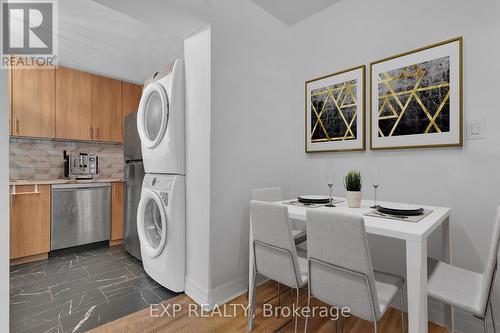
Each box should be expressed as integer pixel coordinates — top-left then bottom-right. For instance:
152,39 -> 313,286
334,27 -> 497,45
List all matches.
51,183 -> 111,250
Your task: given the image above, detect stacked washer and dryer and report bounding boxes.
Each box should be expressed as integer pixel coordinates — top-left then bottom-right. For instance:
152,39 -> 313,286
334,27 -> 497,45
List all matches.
136,60 -> 186,292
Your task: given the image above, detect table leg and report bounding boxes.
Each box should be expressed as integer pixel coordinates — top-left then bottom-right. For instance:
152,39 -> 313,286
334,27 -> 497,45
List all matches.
442,218 -> 454,332
406,238 -> 428,333
248,221 -> 255,331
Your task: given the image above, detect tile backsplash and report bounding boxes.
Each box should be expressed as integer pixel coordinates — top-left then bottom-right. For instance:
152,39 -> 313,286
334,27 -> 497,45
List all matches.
10,138 -> 124,180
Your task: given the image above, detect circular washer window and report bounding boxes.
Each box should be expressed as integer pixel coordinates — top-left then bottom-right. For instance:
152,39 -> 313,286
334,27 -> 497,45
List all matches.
137,191 -> 167,258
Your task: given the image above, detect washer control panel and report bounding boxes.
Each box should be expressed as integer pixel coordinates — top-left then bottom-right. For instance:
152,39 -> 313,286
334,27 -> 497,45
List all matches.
146,174 -> 174,191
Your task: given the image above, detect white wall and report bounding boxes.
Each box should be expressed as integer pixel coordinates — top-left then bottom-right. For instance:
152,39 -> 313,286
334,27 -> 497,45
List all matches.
287,0 -> 500,331
207,0 -> 294,303
184,26 -> 212,305
0,70 -> 10,331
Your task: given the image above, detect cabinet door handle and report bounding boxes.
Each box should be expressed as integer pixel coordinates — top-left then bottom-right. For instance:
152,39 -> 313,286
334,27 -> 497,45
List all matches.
15,118 -> 19,135
95,127 -> 99,139
89,126 -> 93,139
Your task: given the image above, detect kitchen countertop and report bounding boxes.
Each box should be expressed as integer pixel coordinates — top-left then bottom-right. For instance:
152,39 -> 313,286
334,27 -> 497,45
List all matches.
9,178 -> 124,186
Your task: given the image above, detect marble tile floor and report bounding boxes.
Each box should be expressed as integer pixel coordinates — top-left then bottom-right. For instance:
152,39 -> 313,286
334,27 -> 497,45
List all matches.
10,243 -> 180,333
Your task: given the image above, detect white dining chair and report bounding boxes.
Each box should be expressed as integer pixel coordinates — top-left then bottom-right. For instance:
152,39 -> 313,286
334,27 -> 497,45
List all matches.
249,188 -> 307,330
252,187 -> 307,244
249,200 -> 308,333
305,210 -> 406,333
427,206 -> 500,333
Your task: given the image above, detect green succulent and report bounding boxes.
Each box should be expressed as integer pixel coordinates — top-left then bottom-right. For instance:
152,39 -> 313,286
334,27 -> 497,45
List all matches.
344,170 -> 362,192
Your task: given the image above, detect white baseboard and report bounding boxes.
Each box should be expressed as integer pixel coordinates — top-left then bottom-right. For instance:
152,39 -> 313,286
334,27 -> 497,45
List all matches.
208,275 -> 248,308
185,274 -> 269,310
185,277 -> 209,306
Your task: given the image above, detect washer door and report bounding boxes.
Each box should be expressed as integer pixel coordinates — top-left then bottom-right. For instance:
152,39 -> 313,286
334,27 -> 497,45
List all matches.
137,82 -> 169,149
137,191 -> 167,258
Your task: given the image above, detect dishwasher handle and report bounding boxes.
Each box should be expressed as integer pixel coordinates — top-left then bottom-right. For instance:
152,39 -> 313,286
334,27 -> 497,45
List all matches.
51,183 -> 112,191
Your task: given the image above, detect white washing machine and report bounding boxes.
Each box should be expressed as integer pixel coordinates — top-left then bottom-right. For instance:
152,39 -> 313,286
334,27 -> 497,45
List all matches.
137,173 -> 185,292
137,59 -> 185,175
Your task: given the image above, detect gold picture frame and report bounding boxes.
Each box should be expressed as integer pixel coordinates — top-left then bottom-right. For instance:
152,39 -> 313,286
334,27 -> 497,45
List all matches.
305,65 -> 366,153
370,37 -> 463,150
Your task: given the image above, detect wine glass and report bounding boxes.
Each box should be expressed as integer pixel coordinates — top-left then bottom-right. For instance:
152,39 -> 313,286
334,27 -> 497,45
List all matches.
370,169 -> 380,209
325,161 -> 335,207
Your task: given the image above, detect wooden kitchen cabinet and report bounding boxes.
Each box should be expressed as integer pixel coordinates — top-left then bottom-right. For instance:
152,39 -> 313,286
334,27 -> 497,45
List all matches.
122,81 -> 142,119
91,74 -> 123,142
10,65 -> 55,138
10,185 -> 51,263
56,67 -> 92,140
110,182 -> 124,245
9,64 -> 131,142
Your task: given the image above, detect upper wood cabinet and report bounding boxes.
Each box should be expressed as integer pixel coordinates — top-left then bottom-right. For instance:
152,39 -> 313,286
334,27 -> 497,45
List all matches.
10,185 -> 51,260
122,82 -> 142,119
9,65 -> 136,143
56,67 -> 92,140
91,75 -> 123,142
10,65 -> 55,138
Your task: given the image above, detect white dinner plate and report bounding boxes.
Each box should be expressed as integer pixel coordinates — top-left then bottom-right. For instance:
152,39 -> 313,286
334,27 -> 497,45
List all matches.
298,195 -> 330,201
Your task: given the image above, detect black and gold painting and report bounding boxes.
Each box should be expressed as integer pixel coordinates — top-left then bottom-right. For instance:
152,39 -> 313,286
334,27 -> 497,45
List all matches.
305,65 -> 365,153
370,37 -> 463,150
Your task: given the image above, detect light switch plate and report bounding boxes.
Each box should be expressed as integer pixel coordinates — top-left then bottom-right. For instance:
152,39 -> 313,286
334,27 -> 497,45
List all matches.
467,118 -> 485,140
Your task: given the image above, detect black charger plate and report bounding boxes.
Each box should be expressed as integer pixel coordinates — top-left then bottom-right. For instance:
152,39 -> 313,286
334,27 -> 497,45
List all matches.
377,205 -> 424,216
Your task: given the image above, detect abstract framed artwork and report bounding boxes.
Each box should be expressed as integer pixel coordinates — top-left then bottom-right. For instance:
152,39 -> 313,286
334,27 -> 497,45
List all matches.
370,37 -> 463,150
305,65 -> 365,153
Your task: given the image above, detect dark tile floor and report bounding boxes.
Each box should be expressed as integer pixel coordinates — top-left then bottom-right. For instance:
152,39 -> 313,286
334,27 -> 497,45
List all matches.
10,243 -> 180,333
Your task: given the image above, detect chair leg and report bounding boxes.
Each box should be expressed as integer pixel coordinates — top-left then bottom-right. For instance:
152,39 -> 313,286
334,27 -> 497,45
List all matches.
373,320 -> 378,333
294,288 -> 299,333
400,285 -> 406,333
247,267 -> 257,332
277,282 -> 281,317
336,315 -> 343,333
484,318 -> 490,333
491,301 -> 497,333
304,289 -> 311,333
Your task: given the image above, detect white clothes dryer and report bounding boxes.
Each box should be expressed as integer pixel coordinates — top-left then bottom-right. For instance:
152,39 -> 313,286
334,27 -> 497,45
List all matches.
137,59 -> 185,175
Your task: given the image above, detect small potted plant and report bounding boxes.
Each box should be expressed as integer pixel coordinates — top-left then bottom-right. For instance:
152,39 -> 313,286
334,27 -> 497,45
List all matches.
344,170 -> 362,208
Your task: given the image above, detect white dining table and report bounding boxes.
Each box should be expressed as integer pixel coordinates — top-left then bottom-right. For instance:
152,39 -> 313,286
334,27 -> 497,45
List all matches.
248,197 -> 454,333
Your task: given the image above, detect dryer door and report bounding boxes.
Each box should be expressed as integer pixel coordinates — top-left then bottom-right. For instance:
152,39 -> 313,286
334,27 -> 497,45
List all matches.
137,82 -> 169,149
137,190 -> 167,258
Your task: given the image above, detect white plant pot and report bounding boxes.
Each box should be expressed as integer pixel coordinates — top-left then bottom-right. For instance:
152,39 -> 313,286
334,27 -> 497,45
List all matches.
346,191 -> 362,208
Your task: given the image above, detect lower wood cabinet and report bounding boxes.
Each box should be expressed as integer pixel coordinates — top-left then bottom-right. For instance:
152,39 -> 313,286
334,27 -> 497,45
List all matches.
10,182 -> 125,261
111,182 -> 124,244
10,185 -> 51,261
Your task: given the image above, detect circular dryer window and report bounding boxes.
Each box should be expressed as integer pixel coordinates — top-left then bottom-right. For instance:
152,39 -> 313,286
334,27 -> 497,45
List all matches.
137,82 -> 169,148
137,191 -> 167,258
144,91 -> 163,141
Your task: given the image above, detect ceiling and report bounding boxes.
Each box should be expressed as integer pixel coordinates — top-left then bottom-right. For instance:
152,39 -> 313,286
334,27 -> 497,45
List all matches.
58,0 -> 184,83
57,0 -> 342,82
94,0 -> 209,39
251,0 -> 342,26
